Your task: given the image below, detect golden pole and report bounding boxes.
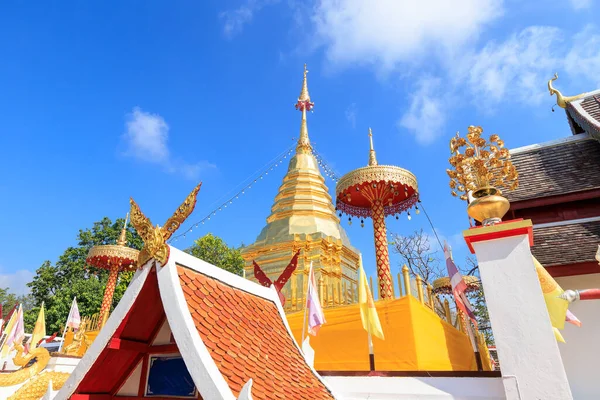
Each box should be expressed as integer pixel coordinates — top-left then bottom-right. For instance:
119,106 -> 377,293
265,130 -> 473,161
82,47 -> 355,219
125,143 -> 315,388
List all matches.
99,263 -> 120,328
397,272 -> 403,297
427,284 -> 434,309
370,199 -> 394,299
444,298 -> 452,323
416,275 -> 424,304
402,265 -> 410,298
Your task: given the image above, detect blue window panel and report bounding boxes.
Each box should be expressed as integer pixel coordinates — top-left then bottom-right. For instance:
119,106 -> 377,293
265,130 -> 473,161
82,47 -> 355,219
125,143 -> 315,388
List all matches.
146,356 -> 196,397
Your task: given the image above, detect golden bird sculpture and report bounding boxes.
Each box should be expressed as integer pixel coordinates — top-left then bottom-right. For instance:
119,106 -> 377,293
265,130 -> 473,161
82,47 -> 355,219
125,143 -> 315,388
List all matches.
129,183 -> 202,267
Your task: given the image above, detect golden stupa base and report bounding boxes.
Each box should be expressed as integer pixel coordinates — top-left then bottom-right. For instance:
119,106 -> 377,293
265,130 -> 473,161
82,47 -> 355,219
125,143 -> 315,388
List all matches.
467,187 -> 510,226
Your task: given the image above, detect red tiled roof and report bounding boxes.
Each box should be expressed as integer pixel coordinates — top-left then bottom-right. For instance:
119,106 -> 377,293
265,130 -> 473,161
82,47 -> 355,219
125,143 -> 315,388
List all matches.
177,265 -> 334,400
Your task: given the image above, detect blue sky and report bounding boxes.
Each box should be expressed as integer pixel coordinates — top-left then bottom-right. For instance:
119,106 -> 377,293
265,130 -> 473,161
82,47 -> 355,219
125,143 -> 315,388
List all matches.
1,0 -> 599,294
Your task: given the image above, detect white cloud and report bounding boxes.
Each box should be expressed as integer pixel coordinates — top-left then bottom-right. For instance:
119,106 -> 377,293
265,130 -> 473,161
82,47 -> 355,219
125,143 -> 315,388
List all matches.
0,269 -> 34,296
399,78 -> 446,145
564,25 -> 600,87
345,103 -> 357,128
220,0 -> 279,38
123,107 -> 216,180
570,0 -> 592,10
311,0 -> 503,71
464,27 -> 562,107
125,107 -> 170,161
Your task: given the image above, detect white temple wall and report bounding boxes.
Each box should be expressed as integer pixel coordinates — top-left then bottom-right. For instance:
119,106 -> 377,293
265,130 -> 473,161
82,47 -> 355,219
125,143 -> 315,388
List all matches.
556,273 -> 600,400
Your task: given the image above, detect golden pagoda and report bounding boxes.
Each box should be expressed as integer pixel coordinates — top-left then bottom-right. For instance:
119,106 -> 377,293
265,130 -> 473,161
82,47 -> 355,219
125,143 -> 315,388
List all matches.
241,65 -> 361,311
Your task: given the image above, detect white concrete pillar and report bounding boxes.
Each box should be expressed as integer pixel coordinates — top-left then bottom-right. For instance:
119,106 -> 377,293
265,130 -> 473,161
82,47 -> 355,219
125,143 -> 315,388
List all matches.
464,220 -> 572,400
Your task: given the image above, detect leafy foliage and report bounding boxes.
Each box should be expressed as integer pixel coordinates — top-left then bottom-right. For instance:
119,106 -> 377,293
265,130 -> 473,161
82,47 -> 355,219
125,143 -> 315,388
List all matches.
25,217 -> 143,332
0,288 -> 33,320
186,233 -> 244,276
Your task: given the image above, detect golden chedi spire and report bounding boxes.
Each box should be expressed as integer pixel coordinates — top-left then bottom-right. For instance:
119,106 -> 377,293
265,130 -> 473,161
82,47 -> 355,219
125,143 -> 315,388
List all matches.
548,73 -> 587,109
241,64 -> 360,308
295,64 -> 315,154
368,128 -> 378,166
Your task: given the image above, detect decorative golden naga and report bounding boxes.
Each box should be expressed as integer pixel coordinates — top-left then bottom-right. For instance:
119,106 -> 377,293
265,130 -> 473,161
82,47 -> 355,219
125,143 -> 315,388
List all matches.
447,126 -> 518,225
130,183 -> 202,266
0,344 -> 51,387
8,371 -> 70,400
548,73 -> 587,109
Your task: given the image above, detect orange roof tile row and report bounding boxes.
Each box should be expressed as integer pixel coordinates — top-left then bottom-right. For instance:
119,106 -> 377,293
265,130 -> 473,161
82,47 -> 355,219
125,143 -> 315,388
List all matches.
177,266 -> 334,400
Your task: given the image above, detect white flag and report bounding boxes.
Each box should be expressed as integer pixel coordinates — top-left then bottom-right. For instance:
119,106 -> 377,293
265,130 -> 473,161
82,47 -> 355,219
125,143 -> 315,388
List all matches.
6,304 -> 24,348
302,336 -> 315,368
66,297 -> 81,330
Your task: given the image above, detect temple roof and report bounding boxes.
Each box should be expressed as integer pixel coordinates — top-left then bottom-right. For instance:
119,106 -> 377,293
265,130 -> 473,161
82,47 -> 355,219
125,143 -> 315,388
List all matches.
55,247 -> 336,400
179,266 -> 333,399
532,218 -> 600,267
565,89 -> 600,140
506,134 -> 600,202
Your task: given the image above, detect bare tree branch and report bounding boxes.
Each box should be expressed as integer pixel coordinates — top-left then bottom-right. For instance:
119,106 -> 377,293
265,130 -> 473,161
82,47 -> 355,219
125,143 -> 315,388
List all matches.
391,228 -> 443,283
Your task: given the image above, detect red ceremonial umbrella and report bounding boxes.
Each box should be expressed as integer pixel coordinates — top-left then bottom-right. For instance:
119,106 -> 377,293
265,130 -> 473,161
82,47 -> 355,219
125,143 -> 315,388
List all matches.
336,129 -> 419,299
86,214 -> 139,328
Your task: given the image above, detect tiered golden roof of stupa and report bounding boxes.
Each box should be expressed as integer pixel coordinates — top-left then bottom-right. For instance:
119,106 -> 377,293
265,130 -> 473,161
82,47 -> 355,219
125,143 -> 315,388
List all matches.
241,65 -> 361,311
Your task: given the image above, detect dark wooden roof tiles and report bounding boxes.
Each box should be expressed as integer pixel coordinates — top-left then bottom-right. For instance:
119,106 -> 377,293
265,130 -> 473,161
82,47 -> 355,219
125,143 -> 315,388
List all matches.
177,266 -> 334,400
533,220 -> 600,266
506,137 -> 600,202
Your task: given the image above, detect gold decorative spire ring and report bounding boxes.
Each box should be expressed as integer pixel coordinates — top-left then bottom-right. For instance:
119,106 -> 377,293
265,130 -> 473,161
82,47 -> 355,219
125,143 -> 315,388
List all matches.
548,73 -> 588,109
295,64 -> 315,154
368,128 -> 378,166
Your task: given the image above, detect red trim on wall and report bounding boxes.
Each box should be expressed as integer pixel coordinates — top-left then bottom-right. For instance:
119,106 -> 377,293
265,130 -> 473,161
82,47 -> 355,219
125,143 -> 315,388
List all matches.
464,220 -> 533,253
546,262 -> 600,277
108,338 -> 148,353
137,355 -> 149,397
510,188 -> 600,210
149,344 -> 179,354
72,396 -> 178,400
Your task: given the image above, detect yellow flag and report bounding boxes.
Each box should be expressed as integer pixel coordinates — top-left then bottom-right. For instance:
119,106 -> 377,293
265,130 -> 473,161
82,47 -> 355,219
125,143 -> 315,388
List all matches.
30,303 -> 46,349
358,258 -> 384,340
533,256 -> 568,339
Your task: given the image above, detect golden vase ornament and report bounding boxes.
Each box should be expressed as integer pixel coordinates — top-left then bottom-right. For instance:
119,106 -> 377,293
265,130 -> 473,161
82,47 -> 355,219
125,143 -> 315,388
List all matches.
447,126 -> 518,226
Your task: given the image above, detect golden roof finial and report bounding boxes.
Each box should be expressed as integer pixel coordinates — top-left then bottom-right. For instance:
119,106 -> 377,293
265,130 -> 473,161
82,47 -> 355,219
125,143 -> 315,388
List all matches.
116,213 -> 129,246
548,73 -> 587,109
298,63 -> 311,103
368,128 -> 378,166
295,64 -> 314,154
130,183 -> 202,267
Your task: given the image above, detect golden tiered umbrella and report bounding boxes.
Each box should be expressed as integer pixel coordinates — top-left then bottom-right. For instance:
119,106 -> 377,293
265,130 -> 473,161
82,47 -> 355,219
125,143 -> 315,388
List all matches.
86,215 -> 139,327
336,129 -> 419,299
432,275 -> 481,295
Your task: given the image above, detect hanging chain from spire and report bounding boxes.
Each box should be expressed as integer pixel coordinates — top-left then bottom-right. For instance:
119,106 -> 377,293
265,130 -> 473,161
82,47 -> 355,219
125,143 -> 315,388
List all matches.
169,142 -> 296,243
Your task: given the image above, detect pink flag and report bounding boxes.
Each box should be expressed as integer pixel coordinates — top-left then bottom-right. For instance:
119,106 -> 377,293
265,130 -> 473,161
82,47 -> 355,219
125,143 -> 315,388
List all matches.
6,304 -> 24,348
565,309 -> 581,327
444,242 -> 477,326
306,262 -> 326,336
66,297 -> 81,330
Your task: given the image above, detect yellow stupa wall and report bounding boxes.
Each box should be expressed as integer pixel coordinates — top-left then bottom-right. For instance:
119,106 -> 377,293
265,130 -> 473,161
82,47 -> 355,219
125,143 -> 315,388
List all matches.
287,295 -> 483,371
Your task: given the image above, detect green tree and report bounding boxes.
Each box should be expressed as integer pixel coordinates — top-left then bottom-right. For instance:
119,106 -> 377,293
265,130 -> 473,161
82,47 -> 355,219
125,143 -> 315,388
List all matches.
26,217 -> 143,333
0,288 -> 33,320
186,233 -> 244,276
